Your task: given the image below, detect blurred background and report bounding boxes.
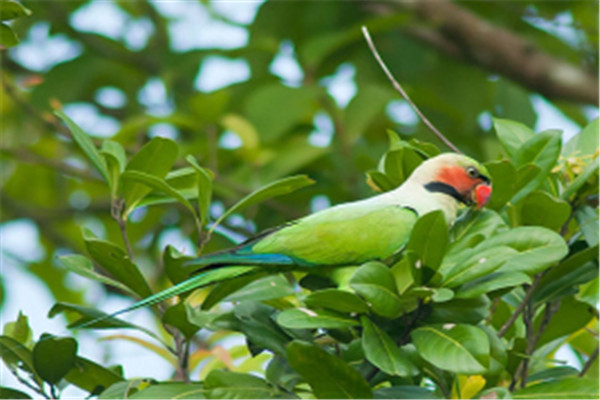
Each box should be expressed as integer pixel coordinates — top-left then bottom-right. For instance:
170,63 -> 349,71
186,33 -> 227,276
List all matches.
1,0 -> 598,396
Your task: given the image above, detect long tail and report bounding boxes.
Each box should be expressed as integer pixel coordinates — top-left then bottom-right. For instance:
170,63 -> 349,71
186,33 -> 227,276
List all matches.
71,265 -> 257,329
183,251 -> 304,269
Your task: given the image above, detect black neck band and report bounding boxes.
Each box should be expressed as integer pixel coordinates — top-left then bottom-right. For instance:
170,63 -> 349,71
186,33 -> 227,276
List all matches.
424,181 -> 470,205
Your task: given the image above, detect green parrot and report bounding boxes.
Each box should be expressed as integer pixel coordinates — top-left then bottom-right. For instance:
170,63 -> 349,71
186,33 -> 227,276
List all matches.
87,153 -> 491,324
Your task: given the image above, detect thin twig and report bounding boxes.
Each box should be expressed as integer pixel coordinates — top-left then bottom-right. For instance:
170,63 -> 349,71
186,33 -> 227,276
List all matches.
497,273 -> 543,337
579,345 -> 599,377
49,384 -> 59,400
361,26 -> 462,154
511,300 -> 561,390
8,368 -> 50,399
110,198 -> 135,260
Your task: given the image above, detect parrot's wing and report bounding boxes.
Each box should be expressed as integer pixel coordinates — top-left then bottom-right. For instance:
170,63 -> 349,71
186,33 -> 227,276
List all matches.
251,204 -> 418,265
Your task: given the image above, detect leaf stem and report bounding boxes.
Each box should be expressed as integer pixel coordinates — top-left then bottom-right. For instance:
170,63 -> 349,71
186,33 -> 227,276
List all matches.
361,26 -> 462,154
111,198 -> 134,260
497,273 -> 543,338
8,368 -> 50,399
579,345 -> 599,377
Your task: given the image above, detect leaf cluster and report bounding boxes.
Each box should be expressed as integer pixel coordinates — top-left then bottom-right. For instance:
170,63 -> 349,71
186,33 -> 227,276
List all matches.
2,116 -> 597,399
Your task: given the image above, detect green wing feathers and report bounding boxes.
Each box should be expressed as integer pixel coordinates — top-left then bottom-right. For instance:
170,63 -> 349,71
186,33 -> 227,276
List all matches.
252,204 -> 418,265
74,204 -> 416,328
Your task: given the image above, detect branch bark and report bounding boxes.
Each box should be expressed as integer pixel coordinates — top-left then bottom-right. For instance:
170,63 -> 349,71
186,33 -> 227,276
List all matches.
367,0 -> 598,105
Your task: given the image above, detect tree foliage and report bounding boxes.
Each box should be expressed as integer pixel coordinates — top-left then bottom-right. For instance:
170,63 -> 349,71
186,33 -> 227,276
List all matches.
1,0 -> 598,399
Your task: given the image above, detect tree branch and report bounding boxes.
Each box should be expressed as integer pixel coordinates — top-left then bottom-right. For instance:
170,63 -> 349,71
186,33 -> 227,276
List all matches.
361,26 -> 463,154
366,0 -> 598,105
497,274 -> 543,337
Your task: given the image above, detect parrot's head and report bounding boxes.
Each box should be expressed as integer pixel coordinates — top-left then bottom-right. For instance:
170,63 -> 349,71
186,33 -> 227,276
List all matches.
414,153 -> 492,208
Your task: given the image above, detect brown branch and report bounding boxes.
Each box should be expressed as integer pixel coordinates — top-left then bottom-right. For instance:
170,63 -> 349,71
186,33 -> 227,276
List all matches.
361,26 -> 463,154
579,345 -> 599,377
381,0 -> 598,105
509,300 -> 561,390
498,273 -> 543,337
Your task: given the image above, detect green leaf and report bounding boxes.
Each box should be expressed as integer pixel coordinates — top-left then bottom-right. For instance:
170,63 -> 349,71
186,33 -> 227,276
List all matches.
374,386 -> 439,399
481,226 -> 569,275
426,295 -> 490,324
535,296 -> 594,347
512,377 -> 599,399
32,334 -> 77,384
0,0 -> 32,21
575,206 -> 599,247
349,261 -> 404,318
493,118 -> 535,157
100,140 -> 127,197
0,22 -> 18,46
511,130 -> 562,203
185,305 -> 215,329
287,341 -> 373,399
221,114 -> 260,160
0,336 -> 39,380
360,317 -> 418,377
440,246 -> 518,288
119,137 -> 179,217
484,160 -> 518,210
65,356 -> 123,394
55,111 -> 109,182
162,303 -> 199,340
83,229 -> 152,298
121,170 -> 198,221
411,324 -> 490,374
482,325 -> 508,374
455,272 -> 531,299
163,245 -> 195,285
408,138 -> 441,158
210,175 -> 314,234
407,210 -> 448,272
520,191 -> 571,231
277,308 -> 358,329
58,254 -> 136,296
366,170 -> 396,192
449,209 -> 505,255
561,158 -> 599,200
380,147 -> 423,187
0,387 -> 32,399
202,272 -> 266,310
232,302 -> 292,356
244,84 -> 319,143
128,382 -> 208,399
562,118 -> 599,157
224,274 -> 293,303
526,366 -> 579,384
205,370 -> 283,399
3,312 -> 32,345
186,155 -> 214,226
304,289 -> 369,313
431,287 -> 454,302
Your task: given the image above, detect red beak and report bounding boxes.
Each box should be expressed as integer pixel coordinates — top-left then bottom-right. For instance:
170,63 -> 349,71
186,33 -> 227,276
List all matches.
474,184 -> 492,208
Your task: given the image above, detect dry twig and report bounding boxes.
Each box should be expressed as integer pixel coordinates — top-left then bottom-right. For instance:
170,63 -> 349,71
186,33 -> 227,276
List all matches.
361,26 -> 462,154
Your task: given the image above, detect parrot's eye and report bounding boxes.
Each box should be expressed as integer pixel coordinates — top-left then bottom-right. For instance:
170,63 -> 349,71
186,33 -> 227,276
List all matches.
466,166 -> 479,178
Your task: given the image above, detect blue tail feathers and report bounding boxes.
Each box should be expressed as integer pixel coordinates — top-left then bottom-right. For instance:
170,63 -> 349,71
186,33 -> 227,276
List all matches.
183,252 -> 300,268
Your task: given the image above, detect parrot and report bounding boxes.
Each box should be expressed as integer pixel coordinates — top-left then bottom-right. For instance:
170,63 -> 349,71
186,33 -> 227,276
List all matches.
80,152 -> 491,326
